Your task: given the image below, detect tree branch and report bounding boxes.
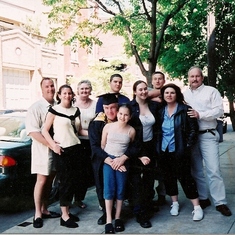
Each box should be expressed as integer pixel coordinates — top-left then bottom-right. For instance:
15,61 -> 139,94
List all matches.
154,0 -> 190,60
142,0 -> 151,21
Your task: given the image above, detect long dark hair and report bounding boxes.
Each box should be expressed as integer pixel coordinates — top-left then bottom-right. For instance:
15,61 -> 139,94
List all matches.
161,83 -> 185,105
132,80 -> 148,99
56,84 -> 75,104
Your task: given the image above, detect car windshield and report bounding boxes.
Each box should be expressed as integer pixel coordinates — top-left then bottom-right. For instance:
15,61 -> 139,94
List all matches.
0,112 -> 30,142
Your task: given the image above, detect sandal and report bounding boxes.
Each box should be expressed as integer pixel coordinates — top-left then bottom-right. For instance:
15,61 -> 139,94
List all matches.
105,223 -> 115,234
114,219 -> 125,232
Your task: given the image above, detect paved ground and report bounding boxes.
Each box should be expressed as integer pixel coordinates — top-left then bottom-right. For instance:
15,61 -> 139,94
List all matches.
3,121 -> 235,234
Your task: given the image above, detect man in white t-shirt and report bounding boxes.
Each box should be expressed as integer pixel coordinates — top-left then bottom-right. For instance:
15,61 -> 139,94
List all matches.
26,78 -> 60,228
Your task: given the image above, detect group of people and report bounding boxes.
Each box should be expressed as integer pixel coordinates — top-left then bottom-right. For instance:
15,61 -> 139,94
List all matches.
25,66 -> 232,233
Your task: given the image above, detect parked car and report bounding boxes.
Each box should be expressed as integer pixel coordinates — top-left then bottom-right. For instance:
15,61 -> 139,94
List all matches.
0,110 -> 59,208
0,109 -> 27,115
0,111 -> 35,199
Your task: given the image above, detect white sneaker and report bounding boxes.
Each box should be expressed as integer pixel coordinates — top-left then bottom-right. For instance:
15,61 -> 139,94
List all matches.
170,202 -> 179,216
192,207 -> 204,221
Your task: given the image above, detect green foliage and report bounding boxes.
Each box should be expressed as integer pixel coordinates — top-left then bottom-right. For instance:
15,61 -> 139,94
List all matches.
43,0 -> 202,85
215,1 -> 235,101
158,0 -> 208,82
76,59 -> 134,98
42,0 -> 235,99
42,0 -> 235,129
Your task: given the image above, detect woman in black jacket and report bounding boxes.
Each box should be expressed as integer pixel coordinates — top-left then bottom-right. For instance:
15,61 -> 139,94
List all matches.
128,80 -> 161,228
156,83 -> 203,221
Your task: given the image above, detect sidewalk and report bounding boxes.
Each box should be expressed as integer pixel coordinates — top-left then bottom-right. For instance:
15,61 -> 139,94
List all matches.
3,126 -> 235,234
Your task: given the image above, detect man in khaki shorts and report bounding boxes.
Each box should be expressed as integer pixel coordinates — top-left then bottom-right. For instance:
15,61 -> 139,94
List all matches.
26,78 -> 60,228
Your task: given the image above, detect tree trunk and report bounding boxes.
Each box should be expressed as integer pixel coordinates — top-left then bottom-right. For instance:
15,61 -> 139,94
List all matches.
229,100 -> 235,131
207,29 -> 217,88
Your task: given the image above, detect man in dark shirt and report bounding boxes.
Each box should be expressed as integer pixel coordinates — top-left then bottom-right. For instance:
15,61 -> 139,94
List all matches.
95,74 -> 130,113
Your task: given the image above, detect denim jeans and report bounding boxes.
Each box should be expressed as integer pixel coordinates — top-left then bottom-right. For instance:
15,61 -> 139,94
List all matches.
103,156 -> 128,200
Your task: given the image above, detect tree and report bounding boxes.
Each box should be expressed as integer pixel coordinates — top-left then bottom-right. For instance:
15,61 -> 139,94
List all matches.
213,0 -> 235,130
43,0 -> 206,85
79,58 -> 134,98
157,0 -> 208,83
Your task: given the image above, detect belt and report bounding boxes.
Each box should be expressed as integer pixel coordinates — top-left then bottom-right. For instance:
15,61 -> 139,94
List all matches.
199,129 -> 216,136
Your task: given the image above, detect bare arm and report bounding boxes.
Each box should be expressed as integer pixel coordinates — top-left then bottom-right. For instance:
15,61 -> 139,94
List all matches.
41,112 -> 62,155
101,124 -> 114,166
148,89 -> 161,99
129,126 -> 136,142
28,132 -> 50,147
79,129 -> 88,136
101,124 -> 109,149
76,117 -> 82,136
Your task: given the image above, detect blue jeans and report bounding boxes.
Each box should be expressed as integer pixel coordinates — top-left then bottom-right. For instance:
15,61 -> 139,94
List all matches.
103,156 -> 128,200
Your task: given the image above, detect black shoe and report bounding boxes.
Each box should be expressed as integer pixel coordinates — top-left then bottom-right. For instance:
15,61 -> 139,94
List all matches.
98,213 -> 106,225
216,204 -> 232,216
114,219 -> 125,232
105,223 -> 115,234
199,199 -> 211,209
33,217 -> 43,228
42,211 -> 61,219
60,217 -> 78,228
69,213 -> 80,222
136,215 -> 152,228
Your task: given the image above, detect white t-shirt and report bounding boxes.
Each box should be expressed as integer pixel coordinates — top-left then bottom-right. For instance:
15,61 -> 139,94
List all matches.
26,98 -> 55,175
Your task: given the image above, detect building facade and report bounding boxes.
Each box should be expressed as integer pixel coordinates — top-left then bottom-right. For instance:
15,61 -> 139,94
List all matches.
0,0 -> 81,109
0,0 -> 145,109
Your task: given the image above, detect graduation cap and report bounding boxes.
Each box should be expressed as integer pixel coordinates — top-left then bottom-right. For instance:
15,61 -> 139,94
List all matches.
98,93 -> 118,105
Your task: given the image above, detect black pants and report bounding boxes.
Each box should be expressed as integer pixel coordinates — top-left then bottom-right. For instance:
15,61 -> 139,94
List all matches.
158,150 -> 199,199
128,140 -> 156,216
54,144 -> 83,206
74,139 -> 94,202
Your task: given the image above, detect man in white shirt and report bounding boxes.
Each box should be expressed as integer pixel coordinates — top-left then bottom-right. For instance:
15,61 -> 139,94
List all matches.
184,66 -> 231,216
26,78 -> 60,228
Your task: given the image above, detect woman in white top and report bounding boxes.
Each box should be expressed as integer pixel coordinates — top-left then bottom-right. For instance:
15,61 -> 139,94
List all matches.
128,80 -> 161,229
101,103 -> 135,233
73,80 -> 97,208
42,84 -> 81,228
